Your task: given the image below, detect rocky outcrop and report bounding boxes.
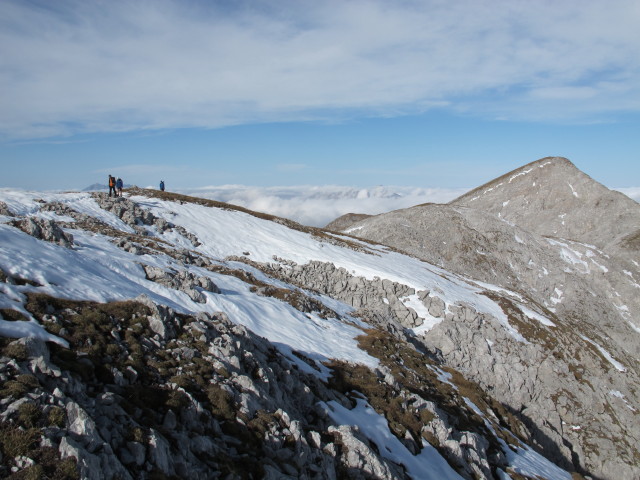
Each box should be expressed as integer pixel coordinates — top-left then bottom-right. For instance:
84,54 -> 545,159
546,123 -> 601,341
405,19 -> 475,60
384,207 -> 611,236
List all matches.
16,217 -> 74,248
0,294 -> 528,479
93,194 -> 201,246
325,213 -> 372,232
0,201 -> 13,217
141,265 -> 220,303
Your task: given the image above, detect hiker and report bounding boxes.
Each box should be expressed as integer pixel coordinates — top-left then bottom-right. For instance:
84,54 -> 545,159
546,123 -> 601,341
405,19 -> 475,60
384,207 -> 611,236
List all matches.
108,175 -> 117,197
160,180 -> 165,192
116,177 -> 123,197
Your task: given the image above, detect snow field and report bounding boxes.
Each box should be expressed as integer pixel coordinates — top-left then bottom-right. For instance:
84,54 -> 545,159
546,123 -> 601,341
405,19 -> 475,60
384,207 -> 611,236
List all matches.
0,189 -> 577,479
135,195 -> 531,343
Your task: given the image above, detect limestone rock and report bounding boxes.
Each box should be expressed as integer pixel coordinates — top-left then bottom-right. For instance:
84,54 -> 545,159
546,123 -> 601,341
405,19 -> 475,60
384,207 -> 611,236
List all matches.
18,217 -> 74,247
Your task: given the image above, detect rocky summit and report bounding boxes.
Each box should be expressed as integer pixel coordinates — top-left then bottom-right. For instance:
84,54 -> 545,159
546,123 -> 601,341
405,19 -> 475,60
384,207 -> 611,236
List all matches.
0,158 -> 637,480
327,157 -> 640,479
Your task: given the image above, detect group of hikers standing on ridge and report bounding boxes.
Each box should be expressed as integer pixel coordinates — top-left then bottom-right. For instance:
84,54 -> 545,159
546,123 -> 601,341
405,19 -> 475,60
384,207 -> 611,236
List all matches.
108,175 -> 166,197
108,175 -> 124,198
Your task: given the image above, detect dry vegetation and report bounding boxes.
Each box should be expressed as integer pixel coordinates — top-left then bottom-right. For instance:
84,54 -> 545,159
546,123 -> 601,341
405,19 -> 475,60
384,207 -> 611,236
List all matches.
0,294 -> 287,478
326,328 -> 535,466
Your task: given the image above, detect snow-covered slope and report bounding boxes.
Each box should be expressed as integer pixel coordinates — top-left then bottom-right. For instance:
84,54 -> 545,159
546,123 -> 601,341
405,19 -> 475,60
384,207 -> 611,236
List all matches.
0,187 -> 579,479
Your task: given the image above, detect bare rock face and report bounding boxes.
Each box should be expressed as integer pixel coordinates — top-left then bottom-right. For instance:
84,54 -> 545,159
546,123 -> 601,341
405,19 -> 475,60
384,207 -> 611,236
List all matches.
325,213 -> 372,231
141,265 -> 220,303
451,157 -> 640,252
0,201 -> 13,216
93,193 -> 201,246
328,157 -> 640,479
18,217 -> 74,248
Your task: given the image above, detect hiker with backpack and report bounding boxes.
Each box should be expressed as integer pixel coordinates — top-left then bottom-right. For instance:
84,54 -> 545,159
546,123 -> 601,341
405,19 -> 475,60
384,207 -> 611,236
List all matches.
116,177 -> 123,197
160,180 -> 165,192
108,175 -> 117,197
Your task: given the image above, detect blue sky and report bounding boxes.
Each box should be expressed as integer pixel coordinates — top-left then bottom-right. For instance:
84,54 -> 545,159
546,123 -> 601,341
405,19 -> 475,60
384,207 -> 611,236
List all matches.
1,0 -> 639,193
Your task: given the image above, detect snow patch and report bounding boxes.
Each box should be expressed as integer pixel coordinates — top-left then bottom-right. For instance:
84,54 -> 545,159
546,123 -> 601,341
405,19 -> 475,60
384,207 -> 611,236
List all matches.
2,189 -> 536,375
567,182 -> 579,198
502,444 -> 572,480
472,281 -> 524,302
581,336 -> 627,373
550,288 -> 563,305
402,294 -> 444,335
615,304 -> 630,319
0,316 -> 68,348
547,239 -> 590,273
509,168 -> 533,183
518,305 -> 556,327
465,396 -> 571,480
609,390 -> 637,412
323,398 -> 465,480
431,366 -> 455,387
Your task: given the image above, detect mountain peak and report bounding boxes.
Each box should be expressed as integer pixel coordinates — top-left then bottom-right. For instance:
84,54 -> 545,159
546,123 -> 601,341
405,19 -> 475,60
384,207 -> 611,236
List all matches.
451,156 -> 640,247
451,156 -> 578,206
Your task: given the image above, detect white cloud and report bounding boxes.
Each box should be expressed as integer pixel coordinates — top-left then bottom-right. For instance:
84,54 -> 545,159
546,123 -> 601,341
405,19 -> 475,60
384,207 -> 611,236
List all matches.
179,184 -> 468,227
1,0 -> 640,139
615,187 -> 640,202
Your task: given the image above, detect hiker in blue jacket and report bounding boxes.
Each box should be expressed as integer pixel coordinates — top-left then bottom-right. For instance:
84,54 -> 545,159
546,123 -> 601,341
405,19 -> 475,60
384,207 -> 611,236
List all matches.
160,180 -> 165,192
116,177 -> 123,197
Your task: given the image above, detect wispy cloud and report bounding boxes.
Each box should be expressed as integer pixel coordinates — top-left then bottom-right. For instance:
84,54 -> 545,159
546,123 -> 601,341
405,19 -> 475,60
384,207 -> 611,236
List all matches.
1,0 -> 639,140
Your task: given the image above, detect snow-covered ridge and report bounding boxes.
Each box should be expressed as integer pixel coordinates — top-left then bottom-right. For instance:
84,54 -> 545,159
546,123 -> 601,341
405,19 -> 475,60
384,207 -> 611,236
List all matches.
0,190 -> 377,374
1,188 -> 581,479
